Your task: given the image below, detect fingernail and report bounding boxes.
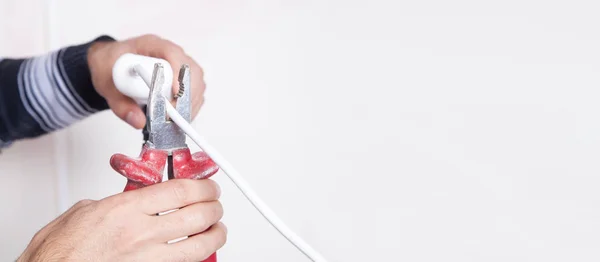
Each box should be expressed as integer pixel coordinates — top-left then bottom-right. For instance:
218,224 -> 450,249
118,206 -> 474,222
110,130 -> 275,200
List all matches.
125,111 -> 144,128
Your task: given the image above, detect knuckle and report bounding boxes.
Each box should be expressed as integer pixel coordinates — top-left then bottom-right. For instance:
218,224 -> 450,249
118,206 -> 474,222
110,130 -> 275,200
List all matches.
138,188 -> 160,206
163,249 -> 193,262
30,228 -> 49,244
212,201 -> 224,221
100,205 -> 120,224
178,209 -> 199,225
167,41 -> 185,54
140,33 -> 161,41
172,250 -> 193,262
196,65 -> 205,78
213,181 -> 222,199
192,241 -> 210,259
117,190 -> 139,204
200,179 -> 220,199
192,202 -> 222,228
70,199 -> 98,218
171,179 -> 194,204
79,202 -> 99,215
114,43 -> 131,54
216,222 -> 227,240
114,230 -> 141,252
223,228 -> 228,244
74,199 -> 94,208
195,62 -> 203,72
221,224 -> 228,244
110,218 -> 151,250
197,209 -> 210,228
186,207 -> 209,228
130,228 -> 152,247
99,196 -> 138,224
190,62 -> 204,78
218,230 -> 228,248
102,191 -> 137,211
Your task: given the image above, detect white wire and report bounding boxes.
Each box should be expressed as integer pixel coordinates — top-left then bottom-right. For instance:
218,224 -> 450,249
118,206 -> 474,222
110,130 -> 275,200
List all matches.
162,100 -> 328,262
127,62 -> 328,261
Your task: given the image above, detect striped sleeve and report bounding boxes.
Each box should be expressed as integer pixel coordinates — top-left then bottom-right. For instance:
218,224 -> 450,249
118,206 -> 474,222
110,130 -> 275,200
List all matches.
0,35 -> 115,149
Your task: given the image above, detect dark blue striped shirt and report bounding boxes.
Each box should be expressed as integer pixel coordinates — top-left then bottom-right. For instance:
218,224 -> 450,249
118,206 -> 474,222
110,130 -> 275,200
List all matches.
0,35 -> 115,149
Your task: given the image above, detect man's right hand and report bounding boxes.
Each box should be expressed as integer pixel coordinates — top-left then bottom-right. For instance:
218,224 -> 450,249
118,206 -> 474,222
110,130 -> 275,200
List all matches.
17,179 -> 226,262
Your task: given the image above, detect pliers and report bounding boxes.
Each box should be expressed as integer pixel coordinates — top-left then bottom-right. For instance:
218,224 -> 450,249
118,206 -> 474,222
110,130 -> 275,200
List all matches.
109,63 -> 219,262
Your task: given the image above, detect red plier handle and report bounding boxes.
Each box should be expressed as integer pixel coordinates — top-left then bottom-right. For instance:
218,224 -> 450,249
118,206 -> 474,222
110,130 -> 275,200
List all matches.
110,144 -> 219,262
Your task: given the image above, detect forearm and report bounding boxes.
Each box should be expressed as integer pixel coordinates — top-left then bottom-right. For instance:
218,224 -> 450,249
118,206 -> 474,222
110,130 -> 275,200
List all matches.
0,35 -> 115,149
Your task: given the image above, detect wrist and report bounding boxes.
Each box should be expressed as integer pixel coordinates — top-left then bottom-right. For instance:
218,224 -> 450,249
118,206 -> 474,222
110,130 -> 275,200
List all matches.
87,40 -> 112,94
87,41 -> 111,63
59,35 -> 115,112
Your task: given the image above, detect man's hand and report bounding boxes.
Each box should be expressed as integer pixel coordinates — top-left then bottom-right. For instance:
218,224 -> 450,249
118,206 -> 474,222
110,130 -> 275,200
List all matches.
87,34 -> 207,129
18,179 -> 226,261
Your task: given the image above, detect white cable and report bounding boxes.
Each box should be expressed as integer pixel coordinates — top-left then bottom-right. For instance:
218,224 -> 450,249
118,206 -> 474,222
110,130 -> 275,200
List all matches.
163,100 -> 328,262
112,55 -> 328,261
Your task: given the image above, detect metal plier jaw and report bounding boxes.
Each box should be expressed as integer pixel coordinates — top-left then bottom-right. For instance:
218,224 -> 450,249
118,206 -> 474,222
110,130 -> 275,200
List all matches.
110,63 -> 219,192
147,63 -> 189,151
109,63 -> 219,262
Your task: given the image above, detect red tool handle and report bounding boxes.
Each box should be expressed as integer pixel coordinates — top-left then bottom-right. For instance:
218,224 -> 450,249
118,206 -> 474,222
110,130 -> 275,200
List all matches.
110,144 -> 220,262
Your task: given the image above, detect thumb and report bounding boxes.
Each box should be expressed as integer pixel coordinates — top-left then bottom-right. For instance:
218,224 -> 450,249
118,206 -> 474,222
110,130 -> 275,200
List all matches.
107,95 -> 146,129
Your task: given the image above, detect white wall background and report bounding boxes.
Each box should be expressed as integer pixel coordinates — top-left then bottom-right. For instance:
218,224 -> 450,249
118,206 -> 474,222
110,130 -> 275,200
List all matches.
2,0 -> 600,261
0,0 -> 60,259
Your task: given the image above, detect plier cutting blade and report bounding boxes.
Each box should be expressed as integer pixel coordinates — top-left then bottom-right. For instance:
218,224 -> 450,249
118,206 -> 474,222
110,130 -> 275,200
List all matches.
109,63 -> 219,262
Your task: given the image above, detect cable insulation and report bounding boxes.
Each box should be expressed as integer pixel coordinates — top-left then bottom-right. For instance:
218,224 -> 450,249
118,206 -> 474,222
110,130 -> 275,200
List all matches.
163,100 -> 328,262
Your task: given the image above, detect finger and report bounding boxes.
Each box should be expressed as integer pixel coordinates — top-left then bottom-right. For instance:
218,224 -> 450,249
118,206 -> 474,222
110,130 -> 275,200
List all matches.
152,201 -> 223,242
129,34 -> 207,118
131,35 -> 188,97
106,95 -> 146,129
135,179 -> 221,215
87,40 -> 144,128
159,222 -> 227,262
132,34 -> 185,61
52,199 -> 95,227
